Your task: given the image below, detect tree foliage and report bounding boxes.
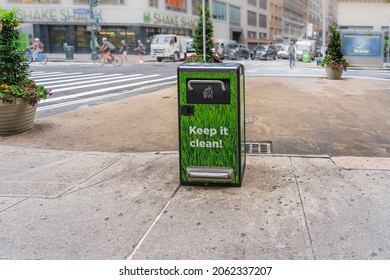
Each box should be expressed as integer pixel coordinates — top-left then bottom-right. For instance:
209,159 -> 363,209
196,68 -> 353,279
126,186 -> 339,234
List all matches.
188,4 -> 215,62
0,8 -> 30,85
321,23 -> 349,70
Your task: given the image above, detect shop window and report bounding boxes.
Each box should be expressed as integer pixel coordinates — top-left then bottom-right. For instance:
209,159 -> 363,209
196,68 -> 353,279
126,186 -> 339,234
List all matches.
248,31 -> 256,40
8,0 -> 61,3
192,0 -> 209,15
259,0 -> 267,10
247,11 -> 256,26
229,6 -> 240,25
166,0 -> 187,13
212,1 -> 226,21
73,0 -> 126,5
259,14 -> 267,28
149,0 -> 158,7
247,0 -> 256,6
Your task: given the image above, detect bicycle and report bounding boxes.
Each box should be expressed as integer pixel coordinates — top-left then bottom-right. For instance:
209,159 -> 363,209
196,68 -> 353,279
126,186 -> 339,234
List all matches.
25,49 -> 48,65
93,51 -> 123,67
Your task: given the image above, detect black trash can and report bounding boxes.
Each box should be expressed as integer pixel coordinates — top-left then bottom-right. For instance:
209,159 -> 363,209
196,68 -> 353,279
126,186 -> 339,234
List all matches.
64,46 -> 74,60
177,63 -> 246,187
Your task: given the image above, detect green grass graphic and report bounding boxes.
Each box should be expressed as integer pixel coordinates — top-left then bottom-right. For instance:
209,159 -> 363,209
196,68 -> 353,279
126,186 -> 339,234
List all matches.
179,71 -> 239,184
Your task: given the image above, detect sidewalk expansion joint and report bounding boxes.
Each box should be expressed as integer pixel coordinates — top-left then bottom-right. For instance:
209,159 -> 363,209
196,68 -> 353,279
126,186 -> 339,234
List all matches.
127,183 -> 182,260
0,197 -> 29,214
289,157 -> 317,260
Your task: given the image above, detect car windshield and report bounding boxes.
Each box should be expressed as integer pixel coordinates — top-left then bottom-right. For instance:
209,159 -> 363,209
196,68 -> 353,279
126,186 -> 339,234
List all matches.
254,45 -> 266,51
152,36 -> 174,44
226,44 -> 239,49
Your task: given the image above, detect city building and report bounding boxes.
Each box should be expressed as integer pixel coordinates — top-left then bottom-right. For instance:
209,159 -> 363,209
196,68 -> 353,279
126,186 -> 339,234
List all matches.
2,0 -> 346,54
337,0 -> 389,32
282,0 -> 306,43
4,1 -> 202,53
336,0 -> 390,66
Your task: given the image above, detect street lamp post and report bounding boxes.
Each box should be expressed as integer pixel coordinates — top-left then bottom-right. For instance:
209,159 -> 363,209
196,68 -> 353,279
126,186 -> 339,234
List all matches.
322,0 -> 327,55
89,0 -> 99,60
387,18 -> 390,67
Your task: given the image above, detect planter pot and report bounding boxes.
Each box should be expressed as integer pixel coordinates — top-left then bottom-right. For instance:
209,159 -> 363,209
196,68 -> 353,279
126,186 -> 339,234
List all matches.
325,66 -> 343,80
0,100 -> 38,135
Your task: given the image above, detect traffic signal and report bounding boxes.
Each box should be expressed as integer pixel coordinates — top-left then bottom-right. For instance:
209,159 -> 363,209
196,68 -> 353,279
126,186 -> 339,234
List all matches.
90,0 -> 98,7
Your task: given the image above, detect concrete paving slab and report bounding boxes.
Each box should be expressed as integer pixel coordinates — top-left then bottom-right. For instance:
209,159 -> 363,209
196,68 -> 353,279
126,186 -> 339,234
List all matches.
0,197 -> 28,213
59,151 -> 175,196
0,152 -> 179,259
332,156 -> 390,170
130,155 -> 314,260
292,157 -> 390,259
0,147 -> 124,197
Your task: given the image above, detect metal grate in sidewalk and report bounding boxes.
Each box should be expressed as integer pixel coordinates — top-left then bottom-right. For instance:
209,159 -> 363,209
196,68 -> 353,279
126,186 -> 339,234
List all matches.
245,141 -> 273,154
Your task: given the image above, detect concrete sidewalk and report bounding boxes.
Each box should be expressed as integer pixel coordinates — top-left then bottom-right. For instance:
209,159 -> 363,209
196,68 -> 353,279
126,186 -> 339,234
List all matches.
1,145 -> 390,259
1,59 -> 390,260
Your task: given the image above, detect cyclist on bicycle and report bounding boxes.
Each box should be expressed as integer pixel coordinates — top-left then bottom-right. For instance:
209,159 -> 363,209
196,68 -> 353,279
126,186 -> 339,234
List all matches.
100,38 -> 116,61
28,38 -> 44,61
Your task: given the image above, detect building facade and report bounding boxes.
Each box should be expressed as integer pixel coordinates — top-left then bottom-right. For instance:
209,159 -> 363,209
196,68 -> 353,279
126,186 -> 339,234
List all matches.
337,0 -> 390,32
2,0 -> 346,53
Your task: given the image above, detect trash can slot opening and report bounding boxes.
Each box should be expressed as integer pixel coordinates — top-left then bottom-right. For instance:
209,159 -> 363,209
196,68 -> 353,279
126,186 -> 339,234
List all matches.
186,167 -> 233,181
187,80 -> 226,91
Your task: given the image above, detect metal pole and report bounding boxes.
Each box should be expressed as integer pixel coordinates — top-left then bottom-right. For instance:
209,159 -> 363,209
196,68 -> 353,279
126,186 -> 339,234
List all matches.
322,0 -> 326,55
387,21 -> 390,67
90,0 -> 98,60
202,0 -> 206,62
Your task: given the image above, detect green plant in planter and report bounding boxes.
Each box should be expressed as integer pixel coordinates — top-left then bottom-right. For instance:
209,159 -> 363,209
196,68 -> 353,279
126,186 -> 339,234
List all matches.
321,23 -> 349,71
185,4 -> 220,63
0,8 -> 51,106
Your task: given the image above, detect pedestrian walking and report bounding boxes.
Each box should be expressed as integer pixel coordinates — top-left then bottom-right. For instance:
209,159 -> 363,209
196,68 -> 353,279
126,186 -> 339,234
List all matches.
90,38 -> 100,52
119,40 -> 129,62
134,39 -> 145,63
288,42 -> 296,69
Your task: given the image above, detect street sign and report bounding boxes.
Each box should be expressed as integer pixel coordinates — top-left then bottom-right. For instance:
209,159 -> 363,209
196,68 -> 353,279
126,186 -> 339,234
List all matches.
74,8 -> 91,14
93,14 -> 102,19
86,18 -> 98,24
385,39 -> 390,44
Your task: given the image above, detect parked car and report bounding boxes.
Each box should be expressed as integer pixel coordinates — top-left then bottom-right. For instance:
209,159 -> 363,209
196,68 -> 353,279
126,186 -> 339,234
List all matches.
220,43 -> 250,60
277,45 -> 289,59
250,45 -> 278,60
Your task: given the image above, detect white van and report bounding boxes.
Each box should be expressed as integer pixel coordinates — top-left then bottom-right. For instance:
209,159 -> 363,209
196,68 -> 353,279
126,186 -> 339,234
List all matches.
295,40 -> 316,61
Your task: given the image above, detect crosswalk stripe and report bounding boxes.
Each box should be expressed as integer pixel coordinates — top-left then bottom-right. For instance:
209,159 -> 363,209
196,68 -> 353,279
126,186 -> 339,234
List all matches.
37,80 -> 177,111
41,74 -> 143,88
49,74 -> 160,93
34,73 -> 107,83
41,75 -> 177,103
29,72 -> 77,78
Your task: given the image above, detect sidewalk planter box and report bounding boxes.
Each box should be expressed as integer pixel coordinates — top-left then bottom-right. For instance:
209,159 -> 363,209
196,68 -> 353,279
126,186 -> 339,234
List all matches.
0,100 -> 37,135
325,66 -> 343,80
178,63 -> 246,187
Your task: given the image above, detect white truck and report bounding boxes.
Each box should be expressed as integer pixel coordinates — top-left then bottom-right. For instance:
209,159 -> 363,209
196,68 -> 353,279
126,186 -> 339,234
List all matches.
150,34 -> 191,62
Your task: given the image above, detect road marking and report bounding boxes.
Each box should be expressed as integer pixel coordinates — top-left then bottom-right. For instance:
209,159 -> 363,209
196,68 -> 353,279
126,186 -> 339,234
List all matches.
41,75 -> 177,103
29,72 -> 76,78
42,74 -> 143,88
38,80 -> 177,111
33,73 -> 108,83
49,74 -> 160,93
